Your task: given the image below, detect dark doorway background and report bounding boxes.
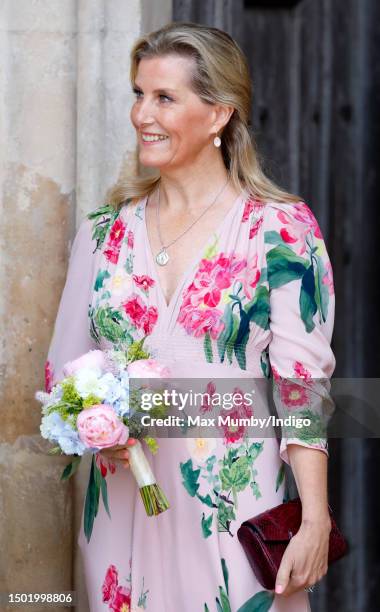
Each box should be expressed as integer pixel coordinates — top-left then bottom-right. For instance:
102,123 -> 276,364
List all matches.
173,1 -> 380,610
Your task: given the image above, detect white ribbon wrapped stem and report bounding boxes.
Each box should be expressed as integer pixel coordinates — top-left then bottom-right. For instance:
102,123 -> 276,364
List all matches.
128,440 -> 156,487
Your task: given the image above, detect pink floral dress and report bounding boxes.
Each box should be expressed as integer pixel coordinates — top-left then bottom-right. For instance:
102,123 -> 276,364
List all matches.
45,189 -> 336,612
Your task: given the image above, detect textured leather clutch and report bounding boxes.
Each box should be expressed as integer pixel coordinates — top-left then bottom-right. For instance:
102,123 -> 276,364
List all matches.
237,497 -> 348,591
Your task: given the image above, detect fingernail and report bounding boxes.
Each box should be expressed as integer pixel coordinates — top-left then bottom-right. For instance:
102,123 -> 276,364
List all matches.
127,438 -> 137,446
275,585 -> 284,594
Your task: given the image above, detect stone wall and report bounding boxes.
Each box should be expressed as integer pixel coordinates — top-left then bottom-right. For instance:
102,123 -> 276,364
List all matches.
0,1 -> 172,610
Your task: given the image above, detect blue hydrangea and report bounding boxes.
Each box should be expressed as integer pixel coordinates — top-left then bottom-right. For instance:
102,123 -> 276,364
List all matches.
104,371 -> 130,416
112,399 -> 130,419
40,412 -> 87,456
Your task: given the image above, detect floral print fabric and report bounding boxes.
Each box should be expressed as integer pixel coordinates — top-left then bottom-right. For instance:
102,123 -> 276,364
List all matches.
45,189 -> 334,611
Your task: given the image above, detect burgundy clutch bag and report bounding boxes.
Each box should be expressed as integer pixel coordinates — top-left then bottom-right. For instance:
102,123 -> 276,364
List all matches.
237,497 -> 348,591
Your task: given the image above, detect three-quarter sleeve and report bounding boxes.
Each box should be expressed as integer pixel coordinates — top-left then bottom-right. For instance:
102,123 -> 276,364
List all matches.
44,217 -> 99,390
263,200 -> 336,466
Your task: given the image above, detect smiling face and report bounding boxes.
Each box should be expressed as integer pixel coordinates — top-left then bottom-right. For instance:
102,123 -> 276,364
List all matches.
130,54 -> 230,171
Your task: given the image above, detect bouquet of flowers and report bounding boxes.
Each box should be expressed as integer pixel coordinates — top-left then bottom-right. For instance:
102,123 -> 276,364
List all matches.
35,339 -> 170,542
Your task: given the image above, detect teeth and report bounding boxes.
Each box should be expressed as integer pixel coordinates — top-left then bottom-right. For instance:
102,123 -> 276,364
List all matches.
142,134 -> 168,142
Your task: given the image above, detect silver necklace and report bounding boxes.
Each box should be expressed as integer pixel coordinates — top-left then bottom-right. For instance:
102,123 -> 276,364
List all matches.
154,176 -> 231,266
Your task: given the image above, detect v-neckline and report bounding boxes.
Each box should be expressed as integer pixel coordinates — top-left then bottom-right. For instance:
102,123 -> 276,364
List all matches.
142,188 -> 249,312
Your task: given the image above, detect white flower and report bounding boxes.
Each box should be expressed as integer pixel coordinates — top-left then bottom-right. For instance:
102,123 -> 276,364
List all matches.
96,372 -> 119,399
186,437 -> 217,463
110,269 -> 133,295
35,391 -> 50,405
73,367 -> 105,398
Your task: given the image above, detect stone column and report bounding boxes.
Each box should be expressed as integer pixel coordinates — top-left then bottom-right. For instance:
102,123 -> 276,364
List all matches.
0,1 -> 172,611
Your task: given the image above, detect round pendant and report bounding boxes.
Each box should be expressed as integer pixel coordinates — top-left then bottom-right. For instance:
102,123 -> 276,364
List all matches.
156,248 -> 169,266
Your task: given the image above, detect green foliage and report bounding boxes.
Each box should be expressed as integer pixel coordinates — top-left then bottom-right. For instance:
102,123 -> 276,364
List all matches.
143,437 -> 159,454
82,394 -> 102,408
264,230 -> 284,246
286,409 -> 327,444
180,459 -> 200,497
236,590 -> 274,612
196,492 -> 214,508
221,558 -> 229,595
203,236 -> 219,260
204,332 -> 213,362
266,243 -> 308,289
217,501 -> 235,533
84,455 -> 100,542
220,455 -> 251,493
61,378 -> 82,405
300,264 -> 318,332
84,454 -> 111,542
94,306 -> 127,343
275,463 -> 285,492
201,512 -> 213,538
61,456 -> 81,481
127,337 -> 150,362
45,378 -> 84,422
87,204 -> 119,251
47,445 -> 62,455
217,304 -> 239,364
314,252 -> 330,323
94,269 -> 111,292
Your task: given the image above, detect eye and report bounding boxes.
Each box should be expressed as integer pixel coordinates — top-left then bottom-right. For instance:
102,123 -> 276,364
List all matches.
159,94 -> 173,102
133,87 -> 143,98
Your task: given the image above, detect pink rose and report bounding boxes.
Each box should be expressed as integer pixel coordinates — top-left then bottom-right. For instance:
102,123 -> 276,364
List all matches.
108,218 -> 126,247
177,305 -> 224,340
102,564 -> 118,603
241,196 -> 264,223
127,359 -> 171,379
293,360 -> 312,381
63,350 -> 107,377
278,380 -> 309,410
110,586 -> 131,612
140,306 -> 159,334
104,245 -> 121,264
122,294 -> 147,327
277,201 -> 323,255
132,274 -> 155,292
219,387 -> 253,444
77,405 -> 129,449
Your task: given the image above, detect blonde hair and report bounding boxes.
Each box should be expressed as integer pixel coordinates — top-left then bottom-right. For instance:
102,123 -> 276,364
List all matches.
107,21 -> 302,209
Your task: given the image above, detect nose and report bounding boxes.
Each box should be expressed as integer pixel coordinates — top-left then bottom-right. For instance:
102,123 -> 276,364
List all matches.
132,96 -> 155,128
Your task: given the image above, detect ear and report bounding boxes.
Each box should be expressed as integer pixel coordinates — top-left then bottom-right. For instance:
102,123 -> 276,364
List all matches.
210,104 -> 235,135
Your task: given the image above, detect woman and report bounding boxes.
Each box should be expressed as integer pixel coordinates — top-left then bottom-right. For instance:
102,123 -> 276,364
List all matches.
45,22 -> 335,611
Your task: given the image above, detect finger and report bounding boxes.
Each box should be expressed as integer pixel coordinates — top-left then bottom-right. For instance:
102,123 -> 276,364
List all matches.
114,449 -> 130,461
101,448 -> 129,462
100,445 -> 123,456
282,573 -> 306,597
275,559 -> 293,595
99,448 -> 113,458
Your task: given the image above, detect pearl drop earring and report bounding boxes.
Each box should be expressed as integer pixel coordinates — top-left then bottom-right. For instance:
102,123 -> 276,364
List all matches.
213,134 -> 221,148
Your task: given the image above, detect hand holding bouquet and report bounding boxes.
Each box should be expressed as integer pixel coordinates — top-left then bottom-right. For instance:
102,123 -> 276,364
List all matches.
35,339 -> 171,542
